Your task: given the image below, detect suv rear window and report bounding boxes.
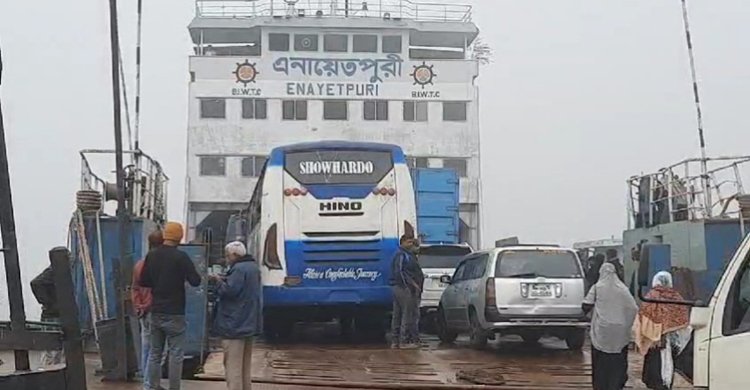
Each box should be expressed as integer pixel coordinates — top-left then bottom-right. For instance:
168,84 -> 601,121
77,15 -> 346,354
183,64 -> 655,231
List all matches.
419,246 -> 472,268
495,250 -> 581,278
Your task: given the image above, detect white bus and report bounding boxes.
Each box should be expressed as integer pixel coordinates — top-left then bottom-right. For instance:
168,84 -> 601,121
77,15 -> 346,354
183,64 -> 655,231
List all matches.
244,141 -> 417,338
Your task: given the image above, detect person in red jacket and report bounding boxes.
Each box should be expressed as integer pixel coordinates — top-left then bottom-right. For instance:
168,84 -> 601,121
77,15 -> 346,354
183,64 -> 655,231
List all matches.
133,229 -> 164,385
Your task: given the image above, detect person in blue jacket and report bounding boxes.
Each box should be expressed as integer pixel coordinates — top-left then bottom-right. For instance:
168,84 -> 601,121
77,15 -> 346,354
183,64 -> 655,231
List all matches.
389,235 -> 424,349
209,241 -> 262,390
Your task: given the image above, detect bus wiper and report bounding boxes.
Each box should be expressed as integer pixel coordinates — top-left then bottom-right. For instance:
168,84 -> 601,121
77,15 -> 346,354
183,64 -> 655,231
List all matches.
505,272 -> 539,278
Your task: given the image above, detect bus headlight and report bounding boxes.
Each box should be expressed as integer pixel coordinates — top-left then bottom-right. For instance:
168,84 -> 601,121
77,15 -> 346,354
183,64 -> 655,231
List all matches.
263,223 -> 283,270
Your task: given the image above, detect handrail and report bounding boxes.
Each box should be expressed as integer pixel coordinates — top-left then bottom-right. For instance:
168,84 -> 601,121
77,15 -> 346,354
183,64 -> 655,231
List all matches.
627,156 -> 750,228
195,0 -> 473,22
79,149 -> 169,223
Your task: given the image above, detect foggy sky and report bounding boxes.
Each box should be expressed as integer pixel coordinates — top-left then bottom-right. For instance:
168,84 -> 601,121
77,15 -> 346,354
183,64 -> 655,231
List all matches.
1,0 -> 749,319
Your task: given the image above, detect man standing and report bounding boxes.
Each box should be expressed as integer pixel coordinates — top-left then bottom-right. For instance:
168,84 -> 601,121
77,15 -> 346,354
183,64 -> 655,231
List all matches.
31,266 -> 63,366
389,235 -> 423,350
140,222 -> 201,390
132,229 -> 164,386
210,241 -> 262,390
606,249 -> 626,283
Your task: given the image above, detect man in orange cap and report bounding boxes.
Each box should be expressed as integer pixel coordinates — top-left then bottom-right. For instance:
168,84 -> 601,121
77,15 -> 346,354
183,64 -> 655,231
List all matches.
140,222 -> 201,390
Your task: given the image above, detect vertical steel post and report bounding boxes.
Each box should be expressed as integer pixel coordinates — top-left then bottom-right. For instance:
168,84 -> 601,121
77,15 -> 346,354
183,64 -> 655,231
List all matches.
107,0 -> 133,380
0,45 -> 32,373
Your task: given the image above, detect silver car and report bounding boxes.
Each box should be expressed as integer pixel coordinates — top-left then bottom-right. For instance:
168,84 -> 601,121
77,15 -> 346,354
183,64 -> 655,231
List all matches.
418,243 -> 473,329
436,246 -> 588,350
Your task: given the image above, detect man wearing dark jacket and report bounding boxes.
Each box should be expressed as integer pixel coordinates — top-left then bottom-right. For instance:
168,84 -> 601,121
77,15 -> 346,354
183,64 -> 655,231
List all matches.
210,241 -> 262,390
389,235 -> 423,349
606,249 -> 626,283
31,266 -> 63,366
140,222 -> 201,390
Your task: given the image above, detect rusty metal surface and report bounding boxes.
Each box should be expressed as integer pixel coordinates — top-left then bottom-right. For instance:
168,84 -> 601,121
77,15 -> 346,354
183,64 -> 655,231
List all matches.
197,330 -> 693,389
1,330 -> 694,389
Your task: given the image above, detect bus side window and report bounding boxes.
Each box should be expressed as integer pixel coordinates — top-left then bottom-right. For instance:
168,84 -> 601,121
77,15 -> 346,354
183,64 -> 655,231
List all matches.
723,253 -> 750,334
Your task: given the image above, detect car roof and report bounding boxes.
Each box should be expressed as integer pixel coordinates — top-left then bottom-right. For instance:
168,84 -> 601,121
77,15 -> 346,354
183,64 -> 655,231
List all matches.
420,243 -> 472,249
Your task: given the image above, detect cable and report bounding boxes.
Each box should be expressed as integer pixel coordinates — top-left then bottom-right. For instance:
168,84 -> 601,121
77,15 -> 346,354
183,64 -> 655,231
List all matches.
118,50 -> 134,152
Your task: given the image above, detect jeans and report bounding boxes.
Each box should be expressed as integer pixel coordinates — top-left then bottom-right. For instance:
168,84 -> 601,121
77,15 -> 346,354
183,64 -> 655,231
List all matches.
140,316 -> 151,386
391,286 -> 420,345
146,314 -> 186,390
222,338 -> 254,390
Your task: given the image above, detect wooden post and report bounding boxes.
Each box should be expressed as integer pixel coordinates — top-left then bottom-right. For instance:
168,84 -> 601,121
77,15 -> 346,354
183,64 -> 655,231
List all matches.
0,45 -> 31,372
49,247 -> 87,390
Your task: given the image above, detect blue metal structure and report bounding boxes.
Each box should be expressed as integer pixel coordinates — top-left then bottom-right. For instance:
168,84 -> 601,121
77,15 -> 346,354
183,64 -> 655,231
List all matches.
412,168 -> 460,244
69,216 -> 209,360
69,216 -> 155,326
178,244 -> 209,360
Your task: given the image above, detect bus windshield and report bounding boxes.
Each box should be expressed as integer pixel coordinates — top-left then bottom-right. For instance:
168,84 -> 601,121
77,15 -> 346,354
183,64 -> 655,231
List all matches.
285,150 -> 393,185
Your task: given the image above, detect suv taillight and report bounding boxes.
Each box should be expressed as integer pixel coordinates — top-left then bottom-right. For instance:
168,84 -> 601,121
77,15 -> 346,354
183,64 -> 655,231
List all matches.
263,223 -> 283,270
485,277 -> 496,307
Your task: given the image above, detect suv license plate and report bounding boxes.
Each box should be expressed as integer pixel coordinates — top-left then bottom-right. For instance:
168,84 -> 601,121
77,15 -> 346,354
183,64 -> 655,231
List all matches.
529,284 -> 553,298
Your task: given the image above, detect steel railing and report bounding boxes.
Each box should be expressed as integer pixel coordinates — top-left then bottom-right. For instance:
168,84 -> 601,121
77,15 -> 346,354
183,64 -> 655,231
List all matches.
627,155 -> 750,228
195,0 -> 472,22
79,149 -> 169,223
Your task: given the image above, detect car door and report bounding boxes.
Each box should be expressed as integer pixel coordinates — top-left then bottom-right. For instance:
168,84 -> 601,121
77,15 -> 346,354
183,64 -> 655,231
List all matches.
453,257 -> 479,330
708,252 -> 750,389
466,253 -> 489,316
443,259 -> 469,327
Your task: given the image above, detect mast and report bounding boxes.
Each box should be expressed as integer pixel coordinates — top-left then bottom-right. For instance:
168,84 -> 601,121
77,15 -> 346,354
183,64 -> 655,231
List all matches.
107,0 -> 134,379
679,0 -> 711,216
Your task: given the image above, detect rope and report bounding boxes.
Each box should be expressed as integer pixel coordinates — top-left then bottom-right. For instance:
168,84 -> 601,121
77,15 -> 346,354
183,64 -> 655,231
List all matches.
74,210 -> 103,340
95,211 -> 108,316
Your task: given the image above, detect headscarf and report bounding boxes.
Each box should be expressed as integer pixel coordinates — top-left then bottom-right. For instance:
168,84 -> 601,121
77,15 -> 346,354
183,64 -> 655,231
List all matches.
634,271 -> 690,354
163,222 -> 184,244
583,263 -> 638,353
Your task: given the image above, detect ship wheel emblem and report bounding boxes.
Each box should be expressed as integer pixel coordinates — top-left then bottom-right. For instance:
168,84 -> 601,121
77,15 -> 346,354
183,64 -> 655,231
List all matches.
233,60 -> 258,86
410,62 -> 436,89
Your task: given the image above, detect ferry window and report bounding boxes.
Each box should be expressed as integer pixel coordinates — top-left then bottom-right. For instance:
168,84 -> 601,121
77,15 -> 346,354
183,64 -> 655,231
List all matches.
200,98 -> 226,119
364,100 -> 388,121
403,101 -> 428,122
323,100 -> 348,120
443,101 -> 467,121
241,99 -> 267,119
268,33 -> 290,51
407,157 -> 429,169
282,100 -> 308,120
199,156 -> 225,176
241,156 -> 267,178
324,34 -> 348,52
353,35 -> 377,53
443,158 -> 468,177
382,35 -> 402,53
294,34 -> 319,52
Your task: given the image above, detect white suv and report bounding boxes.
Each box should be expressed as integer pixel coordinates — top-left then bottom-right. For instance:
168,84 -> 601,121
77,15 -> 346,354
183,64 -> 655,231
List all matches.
436,245 -> 589,350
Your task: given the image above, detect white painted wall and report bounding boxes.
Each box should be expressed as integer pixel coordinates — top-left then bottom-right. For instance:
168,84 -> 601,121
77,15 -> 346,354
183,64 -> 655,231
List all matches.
185,24 -> 481,246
